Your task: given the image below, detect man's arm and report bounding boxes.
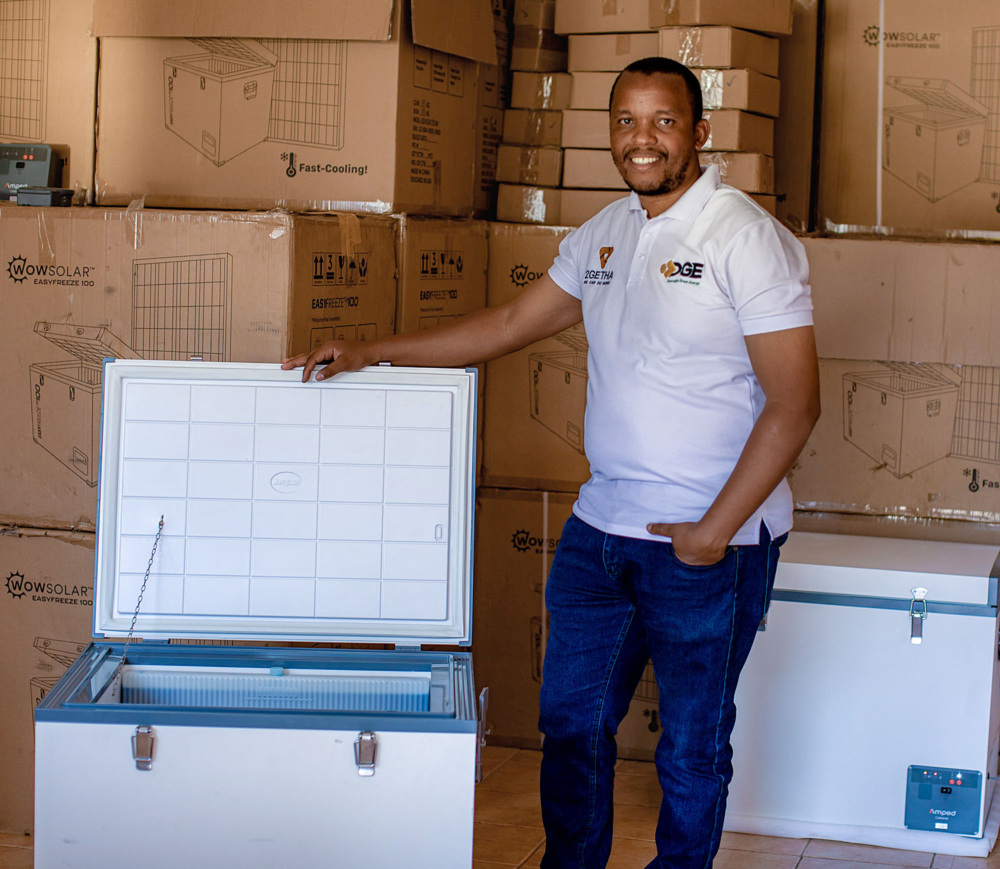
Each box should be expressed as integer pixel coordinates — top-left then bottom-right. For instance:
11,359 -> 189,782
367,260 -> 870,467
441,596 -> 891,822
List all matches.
647,325 -> 821,564
281,273 -> 583,382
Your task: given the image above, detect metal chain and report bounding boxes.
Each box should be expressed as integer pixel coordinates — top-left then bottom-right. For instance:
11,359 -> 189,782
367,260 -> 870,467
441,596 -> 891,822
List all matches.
111,515 -> 164,699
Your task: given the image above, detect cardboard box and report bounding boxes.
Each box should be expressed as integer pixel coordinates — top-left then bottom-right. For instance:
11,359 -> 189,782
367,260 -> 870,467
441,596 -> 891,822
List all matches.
472,487 -> 574,747
658,25 -> 780,77
562,148 -> 774,194
555,0 -> 793,36
818,0 -> 1000,236
510,71 -> 574,109
0,526 -> 95,833
560,188 -> 628,225
570,68 -> 780,116
801,237 -> 1000,367
0,206 -> 398,530
0,0 -> 97,204
561,108 -> 773,153
561,148 -> 625,190
93,0 -> 497,214
496,144 -> 564,187
566,32 -> 660,72
502,109 -> 564,146
788,237 -> 1000,524
484,223 -> 594,490
512,0 -> 568,72
648,0 -> 794,36
700,151 -> 775,193
394,217 -> 489,332
474,0 -> 515,215
773,0 -> 820,232
472,487 -> 675,760
496,183 -> 564,224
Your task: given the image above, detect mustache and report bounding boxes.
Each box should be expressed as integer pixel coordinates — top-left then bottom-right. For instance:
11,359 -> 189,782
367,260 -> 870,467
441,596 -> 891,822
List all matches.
622,147 -> 668,160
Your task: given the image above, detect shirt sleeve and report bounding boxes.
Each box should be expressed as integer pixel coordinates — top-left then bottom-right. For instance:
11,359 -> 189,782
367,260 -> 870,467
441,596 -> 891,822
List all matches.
547,225 -> 584,301
719,216 -> 814,336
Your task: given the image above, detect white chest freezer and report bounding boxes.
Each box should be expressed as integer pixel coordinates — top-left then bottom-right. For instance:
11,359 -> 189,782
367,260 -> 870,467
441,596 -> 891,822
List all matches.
34,360 -> 485,869
725,531 -> 1000,857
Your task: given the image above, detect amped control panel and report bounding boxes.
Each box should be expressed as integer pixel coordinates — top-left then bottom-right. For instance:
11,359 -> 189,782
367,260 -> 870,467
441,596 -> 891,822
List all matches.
904,766 -> 982,834
0,144 -> 63,199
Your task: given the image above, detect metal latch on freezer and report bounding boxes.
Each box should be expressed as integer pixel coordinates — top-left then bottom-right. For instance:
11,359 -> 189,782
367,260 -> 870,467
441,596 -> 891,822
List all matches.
354,731 -> 378,777
131,725 -> 155,771
910,588 -> 928,644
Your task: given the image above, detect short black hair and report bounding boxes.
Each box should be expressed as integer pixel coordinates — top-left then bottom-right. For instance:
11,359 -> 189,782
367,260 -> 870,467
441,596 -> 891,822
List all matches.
608,57 -> 703,123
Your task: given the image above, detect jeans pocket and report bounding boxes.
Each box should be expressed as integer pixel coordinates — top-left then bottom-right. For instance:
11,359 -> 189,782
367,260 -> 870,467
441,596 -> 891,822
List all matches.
666,544 -> 735,571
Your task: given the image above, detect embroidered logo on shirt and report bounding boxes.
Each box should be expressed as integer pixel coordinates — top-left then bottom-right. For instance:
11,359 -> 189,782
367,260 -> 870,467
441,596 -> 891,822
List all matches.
660,259 -> 705,283
599,247 -> 614,269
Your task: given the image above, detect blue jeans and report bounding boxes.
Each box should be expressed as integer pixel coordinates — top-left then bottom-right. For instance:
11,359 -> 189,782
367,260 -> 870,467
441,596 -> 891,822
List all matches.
538,514 -> 785,869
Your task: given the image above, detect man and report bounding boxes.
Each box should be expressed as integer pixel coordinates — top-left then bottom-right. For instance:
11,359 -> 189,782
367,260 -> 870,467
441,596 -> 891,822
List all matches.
283,57 -> 820,869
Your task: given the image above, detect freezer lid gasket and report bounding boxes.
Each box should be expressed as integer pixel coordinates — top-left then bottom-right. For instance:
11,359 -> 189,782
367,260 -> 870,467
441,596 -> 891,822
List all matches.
93,360 -> 477,647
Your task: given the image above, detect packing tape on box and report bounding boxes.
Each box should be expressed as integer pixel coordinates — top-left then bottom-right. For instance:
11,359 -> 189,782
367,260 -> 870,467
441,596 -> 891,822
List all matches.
700,70 -> 724,110
522,186 -> 555,223
513,25 -> 567,53
126,197 -> 145,249
615,34 -> 635,56
677,27 -> 705,67
519,147 -> 542,183
821,218 -> 1000,242
534,74 -> 559,109
334,212 -> 363,283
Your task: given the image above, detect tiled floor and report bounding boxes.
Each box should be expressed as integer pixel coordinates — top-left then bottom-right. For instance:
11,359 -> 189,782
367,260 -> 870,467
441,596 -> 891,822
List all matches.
3,748 -> 997,869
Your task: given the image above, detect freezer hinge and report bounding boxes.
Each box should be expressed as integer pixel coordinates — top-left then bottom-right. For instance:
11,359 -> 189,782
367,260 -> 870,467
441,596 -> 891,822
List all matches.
131,725 -> 155,771
910,587 -> 928,644
354,731 -> 378,777
476,687 -> 490,783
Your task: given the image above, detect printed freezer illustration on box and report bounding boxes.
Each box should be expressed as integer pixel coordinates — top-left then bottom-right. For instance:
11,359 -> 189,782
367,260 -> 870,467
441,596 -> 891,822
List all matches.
164,38 -> 347,166
843,362 -> 1000,478
29,254 -> 233,486
883,27 -> 1000,202
528,325 -> 588,454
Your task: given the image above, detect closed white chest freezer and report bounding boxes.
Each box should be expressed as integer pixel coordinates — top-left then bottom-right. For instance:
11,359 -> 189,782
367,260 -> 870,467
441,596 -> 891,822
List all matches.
34,360 -> 484,869
725,531 -> 1000,857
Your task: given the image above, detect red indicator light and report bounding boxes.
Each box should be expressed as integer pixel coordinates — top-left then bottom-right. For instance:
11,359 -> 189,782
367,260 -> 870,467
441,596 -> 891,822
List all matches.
28,154 -> 33,160
956,780 -> 962,786
949,779 -> 955,784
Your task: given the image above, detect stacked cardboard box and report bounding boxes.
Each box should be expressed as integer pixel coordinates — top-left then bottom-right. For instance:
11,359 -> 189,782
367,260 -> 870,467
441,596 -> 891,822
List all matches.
558,0 -> 788,225
496,0 -> 569,224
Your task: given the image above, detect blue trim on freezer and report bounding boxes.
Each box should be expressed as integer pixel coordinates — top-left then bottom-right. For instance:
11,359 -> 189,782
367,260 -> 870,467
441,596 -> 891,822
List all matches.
92,356 -> 116,641
34,643 -> 479,733
461,366 -> 478,648
771,589 -> 998,617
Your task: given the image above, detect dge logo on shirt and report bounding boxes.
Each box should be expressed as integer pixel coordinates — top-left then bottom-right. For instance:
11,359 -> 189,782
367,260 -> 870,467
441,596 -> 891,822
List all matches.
660,258 -> 705,284
584,246 -> 615,286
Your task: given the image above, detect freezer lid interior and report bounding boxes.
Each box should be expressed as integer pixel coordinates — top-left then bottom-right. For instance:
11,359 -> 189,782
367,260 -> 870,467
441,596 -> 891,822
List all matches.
179,38 -> 280,67
886,76 -> 989,119
775,531 -> 1000,606
34,321 -> 138,363
93,360 -> 477,646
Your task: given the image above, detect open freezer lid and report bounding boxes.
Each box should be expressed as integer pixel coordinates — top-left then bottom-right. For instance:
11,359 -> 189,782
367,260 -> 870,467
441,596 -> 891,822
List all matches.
35,321 -> 138,363
886,76 -> 989,119
93,360 -> 477,646
182,38 -> 280,66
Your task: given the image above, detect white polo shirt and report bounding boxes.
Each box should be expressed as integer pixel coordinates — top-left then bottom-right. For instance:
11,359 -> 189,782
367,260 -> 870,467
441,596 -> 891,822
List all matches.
548,165 -> 813,545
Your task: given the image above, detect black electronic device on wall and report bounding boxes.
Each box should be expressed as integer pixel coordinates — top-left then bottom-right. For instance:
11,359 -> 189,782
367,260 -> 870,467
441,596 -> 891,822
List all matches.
0,144 -> 63,199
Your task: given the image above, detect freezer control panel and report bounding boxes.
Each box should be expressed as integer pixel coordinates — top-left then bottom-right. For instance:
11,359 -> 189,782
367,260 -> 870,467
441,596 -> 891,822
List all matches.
0,144 -> 62,198
904,766 -> 981,834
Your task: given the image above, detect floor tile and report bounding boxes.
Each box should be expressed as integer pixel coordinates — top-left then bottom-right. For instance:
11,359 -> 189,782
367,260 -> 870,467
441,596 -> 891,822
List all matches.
612,770 -> 663,807
0,836 -> 29,850
0,846 -> 33,869
611,803 -> 660,841
616,759 -> 659,776
481,745 -> 520,780
606,835 -> 659,868
713,849 -> 800,869
804,839 -> 934,866
475,788 -> 544,828
473,822 -> 545,865
509,749 -> 543,767
931,858 -> 990,869
521,842 -> 545,868
473,861 -> 519,868
720,832 -> 809,856
479,760 -> 543,795
799,859 -> 928,869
